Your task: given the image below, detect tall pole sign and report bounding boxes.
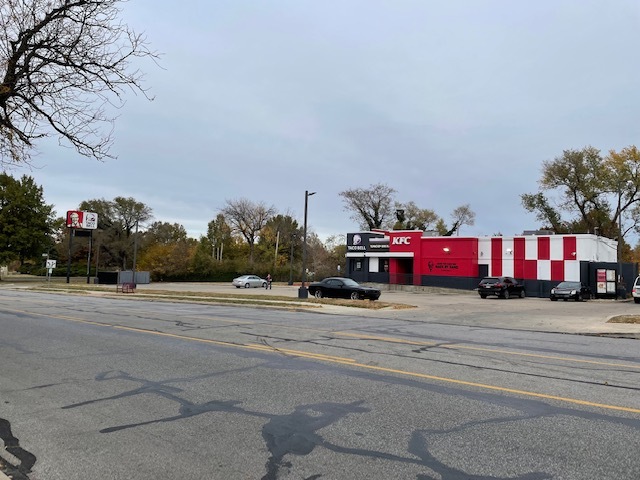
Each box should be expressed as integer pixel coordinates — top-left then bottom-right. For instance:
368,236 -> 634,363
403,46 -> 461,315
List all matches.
66,211 -> 99,284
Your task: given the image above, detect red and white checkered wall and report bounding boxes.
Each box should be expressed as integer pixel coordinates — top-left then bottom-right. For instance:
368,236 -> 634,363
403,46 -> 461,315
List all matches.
478,235 -> 617,282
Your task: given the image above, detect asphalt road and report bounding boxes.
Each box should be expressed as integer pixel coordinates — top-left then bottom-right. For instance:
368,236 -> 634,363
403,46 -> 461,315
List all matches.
1,289 -> 640,479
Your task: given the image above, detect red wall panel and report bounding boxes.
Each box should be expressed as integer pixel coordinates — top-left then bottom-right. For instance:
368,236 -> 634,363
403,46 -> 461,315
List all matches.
513,237 -> 525,278
491,238 -> 502,276
538,237 -> 550,260
419,237 -> 478,277
550,260 -> 564,281
524,260 -> 538,279
563,236 -> 577,260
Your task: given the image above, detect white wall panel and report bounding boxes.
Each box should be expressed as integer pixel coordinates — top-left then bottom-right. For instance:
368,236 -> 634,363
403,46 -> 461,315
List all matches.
550,236 -> 564,260
564,261 -> 580,281
525,237 -> 538,260
537,260 -> 551,281
502,259 -> 514,277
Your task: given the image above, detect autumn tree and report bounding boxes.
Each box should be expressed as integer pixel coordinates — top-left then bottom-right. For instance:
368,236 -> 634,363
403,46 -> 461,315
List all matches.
339,183 -> 396,230
521,146 -> 640,247
221,198 -> 276,263
204,214 -> 234,261
256,214 -> 301,266
137,238 -> 197,281
0,0 -> 158,166
0,173 -> 56,265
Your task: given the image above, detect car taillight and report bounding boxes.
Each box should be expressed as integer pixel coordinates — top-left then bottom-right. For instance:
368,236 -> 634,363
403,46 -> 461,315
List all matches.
495,283 -> 502,288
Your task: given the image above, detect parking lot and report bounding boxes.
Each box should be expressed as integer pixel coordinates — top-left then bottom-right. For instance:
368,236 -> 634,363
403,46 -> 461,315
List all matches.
134,282 -> 640,338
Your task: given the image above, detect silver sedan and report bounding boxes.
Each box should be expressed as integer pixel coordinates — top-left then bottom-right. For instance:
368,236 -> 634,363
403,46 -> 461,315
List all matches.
232,275 -> 267,288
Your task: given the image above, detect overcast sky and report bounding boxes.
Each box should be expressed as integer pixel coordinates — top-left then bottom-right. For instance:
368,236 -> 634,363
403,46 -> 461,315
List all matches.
15,0 -> 640,241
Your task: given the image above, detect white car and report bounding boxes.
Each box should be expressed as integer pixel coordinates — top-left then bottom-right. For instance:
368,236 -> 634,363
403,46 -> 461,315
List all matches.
632,276 -> 640,304
232,275 -> 267,289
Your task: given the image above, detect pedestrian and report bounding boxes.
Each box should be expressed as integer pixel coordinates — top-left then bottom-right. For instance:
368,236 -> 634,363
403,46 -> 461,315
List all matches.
266,273 -> 272,289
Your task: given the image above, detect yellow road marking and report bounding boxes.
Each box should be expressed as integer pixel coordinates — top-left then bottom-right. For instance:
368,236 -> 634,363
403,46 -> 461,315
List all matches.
115,325 -> 640,414
113,325 -> 356,363
335,331 -> 640,370
4,307 -> 640,414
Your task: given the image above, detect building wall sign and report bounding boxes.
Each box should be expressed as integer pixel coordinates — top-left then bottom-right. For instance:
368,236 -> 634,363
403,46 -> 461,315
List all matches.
346,233 -> 389,252
427,260 -> 459,272
392,237 -> 411,245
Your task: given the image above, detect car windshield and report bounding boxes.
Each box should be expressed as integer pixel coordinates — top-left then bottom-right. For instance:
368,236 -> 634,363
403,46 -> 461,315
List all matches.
341,278 -> 359,287
480,277 -> 499,284
556,282 -> 580,289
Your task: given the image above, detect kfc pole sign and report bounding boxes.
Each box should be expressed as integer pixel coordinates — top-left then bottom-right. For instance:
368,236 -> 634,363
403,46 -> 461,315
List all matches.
66,210 -> 98,229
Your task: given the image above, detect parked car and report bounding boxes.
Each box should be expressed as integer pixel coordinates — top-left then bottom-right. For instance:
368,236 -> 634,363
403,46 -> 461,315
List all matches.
477,276 -> 525,299
232,275 -> 267,288
632,276 -> 640,304
550,281 -> 593,301
307,277 -> 381,300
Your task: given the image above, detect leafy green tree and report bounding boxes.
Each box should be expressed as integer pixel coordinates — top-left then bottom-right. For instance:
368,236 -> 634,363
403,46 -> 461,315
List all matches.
339,183 -> 397,230
78,196 -> 153,269
393,201 -> 440,230
0,174 -> 55,265
142,222 -> 187,246
0,0 -> 157,166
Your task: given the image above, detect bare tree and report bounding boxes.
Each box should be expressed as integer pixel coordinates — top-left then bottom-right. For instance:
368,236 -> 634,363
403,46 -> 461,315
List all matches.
221,198 -> 276,263
445,204 -> 476,236
0,0 -> 158,166
339,183 -> 397,230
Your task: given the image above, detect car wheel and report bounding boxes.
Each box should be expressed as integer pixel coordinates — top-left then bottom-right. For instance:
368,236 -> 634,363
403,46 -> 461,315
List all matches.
235,286 -> 241,289
577,293 -> 583,302
519,290 -> 526,298
635,298 -> 640,304
314,290 -> 323,298
350,292 -> 360,300
262,282 -> 267,288
480,294 -> 487,299
550,297 -> 557,301
244,283 -> 250,288
503,290 -> 510,300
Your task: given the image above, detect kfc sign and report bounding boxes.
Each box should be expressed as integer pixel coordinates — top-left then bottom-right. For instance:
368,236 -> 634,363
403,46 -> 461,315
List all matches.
66,210 -> 99,230
392,236 -> 411,245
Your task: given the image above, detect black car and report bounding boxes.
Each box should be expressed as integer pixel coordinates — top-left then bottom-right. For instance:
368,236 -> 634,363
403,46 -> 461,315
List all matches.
477,276 -> 525,299
550,281 -> 592,301
308,277 -> 381,300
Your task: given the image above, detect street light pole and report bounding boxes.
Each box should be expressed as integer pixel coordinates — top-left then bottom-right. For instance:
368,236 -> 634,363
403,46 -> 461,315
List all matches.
298,190 -> 316,298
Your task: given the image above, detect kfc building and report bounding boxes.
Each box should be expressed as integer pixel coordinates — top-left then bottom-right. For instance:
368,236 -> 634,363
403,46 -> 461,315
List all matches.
345,230 -> 633,298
